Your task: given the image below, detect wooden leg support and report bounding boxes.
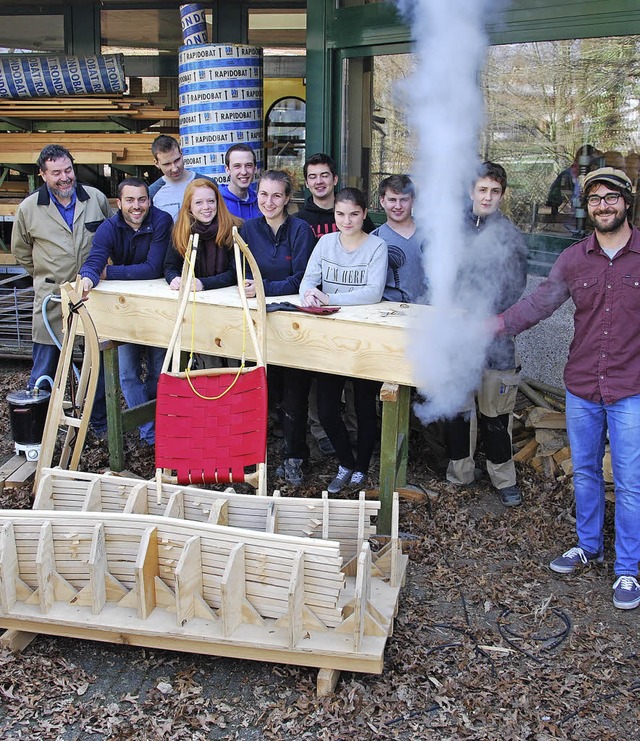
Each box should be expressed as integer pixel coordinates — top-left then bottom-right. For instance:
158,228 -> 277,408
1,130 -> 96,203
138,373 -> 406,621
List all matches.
0,629 -> 37,653
379,383 -> 411,534
317,668 -> 341,696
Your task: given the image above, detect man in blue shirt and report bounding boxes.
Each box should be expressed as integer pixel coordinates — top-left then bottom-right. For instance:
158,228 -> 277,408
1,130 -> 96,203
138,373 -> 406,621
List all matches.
80,178 -> 172,445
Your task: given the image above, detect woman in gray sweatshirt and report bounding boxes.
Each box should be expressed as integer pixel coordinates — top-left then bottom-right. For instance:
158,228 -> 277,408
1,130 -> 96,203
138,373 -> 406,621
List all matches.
300,187 -> 388,494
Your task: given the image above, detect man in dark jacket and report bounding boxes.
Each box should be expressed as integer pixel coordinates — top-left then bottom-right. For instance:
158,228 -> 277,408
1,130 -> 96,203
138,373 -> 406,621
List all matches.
293,153 -> 375,239
444,162 -> 528,507
80,177 -> 173,445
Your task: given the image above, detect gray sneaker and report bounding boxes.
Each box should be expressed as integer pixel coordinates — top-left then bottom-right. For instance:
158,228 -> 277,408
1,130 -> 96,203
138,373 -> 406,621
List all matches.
549,546 -> 604,574
349,470 -> 367,489
498,485 -> 522,507
612,576 -> 640,610
283,458 -> 304,486
327,465 -> 353,494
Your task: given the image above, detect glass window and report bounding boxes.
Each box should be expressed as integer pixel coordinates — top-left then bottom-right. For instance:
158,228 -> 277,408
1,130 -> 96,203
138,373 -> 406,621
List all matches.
483,37 -> 640,235
341,53 -> 416,209
266,97 -> 306,200
101,9 -> 199,56
0,15 -> 64,53
342,37 -> 640,231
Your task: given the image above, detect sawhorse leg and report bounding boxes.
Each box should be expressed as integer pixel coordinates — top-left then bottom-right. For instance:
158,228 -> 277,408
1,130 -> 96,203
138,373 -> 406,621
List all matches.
103,342 -> 158,472
103,343 -> 124,471
378,383 -> 411,534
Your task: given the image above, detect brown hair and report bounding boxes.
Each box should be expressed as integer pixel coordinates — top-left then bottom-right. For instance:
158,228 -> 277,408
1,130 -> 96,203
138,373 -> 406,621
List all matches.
172,178 -> 242,257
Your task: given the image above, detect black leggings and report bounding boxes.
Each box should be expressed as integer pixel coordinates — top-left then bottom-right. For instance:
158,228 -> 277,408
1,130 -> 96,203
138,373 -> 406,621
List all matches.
316,373 -> 380,473
268,366 -> 311,460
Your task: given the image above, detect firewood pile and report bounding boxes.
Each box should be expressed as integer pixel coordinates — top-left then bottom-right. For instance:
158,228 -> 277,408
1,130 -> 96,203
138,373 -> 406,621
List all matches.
513,377 -> 613,496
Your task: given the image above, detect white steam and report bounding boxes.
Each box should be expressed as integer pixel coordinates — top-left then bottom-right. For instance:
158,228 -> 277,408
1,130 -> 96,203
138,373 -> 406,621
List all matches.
397,0 -> 502,423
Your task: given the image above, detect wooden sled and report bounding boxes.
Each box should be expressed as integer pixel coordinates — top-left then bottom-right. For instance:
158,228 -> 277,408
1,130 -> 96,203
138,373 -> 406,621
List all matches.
34,279 -> 102,490
34,467 -> 382,565
0,505 -> 407,694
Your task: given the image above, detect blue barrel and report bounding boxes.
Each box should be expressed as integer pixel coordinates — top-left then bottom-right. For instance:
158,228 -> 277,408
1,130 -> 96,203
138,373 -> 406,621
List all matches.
180,4 -> 208,46
178,44 -> 263,181
0,54 -> 126,99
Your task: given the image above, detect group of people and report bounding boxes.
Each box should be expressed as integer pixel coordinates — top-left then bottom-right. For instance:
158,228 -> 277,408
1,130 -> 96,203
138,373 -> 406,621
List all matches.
11,135 -> 640,611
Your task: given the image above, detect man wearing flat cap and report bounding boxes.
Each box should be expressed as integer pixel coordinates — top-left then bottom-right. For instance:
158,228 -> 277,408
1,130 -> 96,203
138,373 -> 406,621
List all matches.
493,167 -> 640,611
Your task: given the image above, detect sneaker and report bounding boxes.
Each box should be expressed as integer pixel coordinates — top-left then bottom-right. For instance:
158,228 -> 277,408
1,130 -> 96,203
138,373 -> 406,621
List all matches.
549,546 -> 604,574
349,470 -> 367,489
283,458 -> 304,486
327,465 -> 353,494
498,485 -> 522,507
317,437 -> 335,456
612,576 -> 640,610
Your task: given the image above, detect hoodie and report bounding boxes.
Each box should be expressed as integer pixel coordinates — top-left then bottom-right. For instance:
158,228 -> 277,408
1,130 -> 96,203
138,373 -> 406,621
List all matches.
219,183 -> 261,220
293,195 -> 376,241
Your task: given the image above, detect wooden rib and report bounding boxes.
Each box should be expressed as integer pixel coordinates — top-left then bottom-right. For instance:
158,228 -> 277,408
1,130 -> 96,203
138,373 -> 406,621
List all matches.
0,522 -> 18,612
175,535 -> 217,626
133,526 -> 158,619
164,490 -> 184,520
34,522 -> 77,613
220,542 -> 264,637
124,483 -> 148,515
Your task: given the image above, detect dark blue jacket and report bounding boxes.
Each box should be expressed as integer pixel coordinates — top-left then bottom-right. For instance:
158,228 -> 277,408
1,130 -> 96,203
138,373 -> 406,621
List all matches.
239,215 -> 315,296
80,205 -> 173,286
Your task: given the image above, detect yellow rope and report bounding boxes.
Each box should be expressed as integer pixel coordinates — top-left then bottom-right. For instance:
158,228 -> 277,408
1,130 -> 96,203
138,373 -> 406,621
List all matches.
183,246 -> 248,400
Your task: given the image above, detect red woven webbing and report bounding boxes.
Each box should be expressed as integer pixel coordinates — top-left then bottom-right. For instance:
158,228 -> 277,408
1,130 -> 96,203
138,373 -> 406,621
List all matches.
155,367 -> 267,486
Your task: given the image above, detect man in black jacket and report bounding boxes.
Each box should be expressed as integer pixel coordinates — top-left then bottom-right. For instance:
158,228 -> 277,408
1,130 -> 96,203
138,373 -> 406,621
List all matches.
443,162 -> 528,507
293,153 -> 375,239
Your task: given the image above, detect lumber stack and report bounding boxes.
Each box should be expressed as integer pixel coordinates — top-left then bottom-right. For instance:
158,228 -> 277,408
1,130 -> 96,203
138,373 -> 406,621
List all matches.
0,507 -> 406,693
513,403 -> 614,493
0,133 -> 160,167
0,95 -> 178,122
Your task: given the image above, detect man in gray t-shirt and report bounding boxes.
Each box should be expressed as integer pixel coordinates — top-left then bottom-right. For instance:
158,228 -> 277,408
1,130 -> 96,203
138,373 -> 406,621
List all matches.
372,175 -> 426,303
148,135 -> 212,221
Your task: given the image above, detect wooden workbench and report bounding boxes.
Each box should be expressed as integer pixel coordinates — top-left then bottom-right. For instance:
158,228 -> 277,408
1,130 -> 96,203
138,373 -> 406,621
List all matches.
75,279 -> 426,532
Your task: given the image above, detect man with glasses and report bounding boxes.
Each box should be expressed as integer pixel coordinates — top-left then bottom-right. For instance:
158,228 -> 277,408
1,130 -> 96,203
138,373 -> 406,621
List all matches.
495,167 -> 640,610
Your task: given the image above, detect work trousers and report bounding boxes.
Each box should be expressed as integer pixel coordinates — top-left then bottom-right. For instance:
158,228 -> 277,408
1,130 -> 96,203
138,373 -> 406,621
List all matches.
445,367 -> 520,490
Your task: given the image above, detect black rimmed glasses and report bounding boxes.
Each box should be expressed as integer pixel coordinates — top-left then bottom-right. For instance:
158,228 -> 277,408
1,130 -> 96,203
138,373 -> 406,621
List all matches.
586,192 -> 622,206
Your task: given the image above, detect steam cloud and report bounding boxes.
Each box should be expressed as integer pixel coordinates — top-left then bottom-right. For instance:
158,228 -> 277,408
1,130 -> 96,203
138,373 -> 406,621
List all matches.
397,0 -> 508,423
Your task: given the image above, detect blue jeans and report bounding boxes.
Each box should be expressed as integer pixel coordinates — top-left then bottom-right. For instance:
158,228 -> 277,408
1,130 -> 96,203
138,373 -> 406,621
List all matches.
566,390 -> 640,576
118,343 -> 165,444
30,341 -> 107,432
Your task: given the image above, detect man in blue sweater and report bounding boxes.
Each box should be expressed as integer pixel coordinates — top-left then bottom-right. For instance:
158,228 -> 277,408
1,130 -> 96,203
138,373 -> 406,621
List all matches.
80,178 -> 173,445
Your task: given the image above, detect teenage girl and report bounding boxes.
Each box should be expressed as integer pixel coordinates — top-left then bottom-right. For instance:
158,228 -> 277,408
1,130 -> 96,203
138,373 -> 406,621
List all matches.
240,170 -> 316,486
300,187 -> 388,493
165,178 -> 242,291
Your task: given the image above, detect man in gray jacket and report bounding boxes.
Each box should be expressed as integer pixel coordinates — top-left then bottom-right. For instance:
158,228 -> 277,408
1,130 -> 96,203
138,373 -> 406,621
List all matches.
12,144 -> 112,432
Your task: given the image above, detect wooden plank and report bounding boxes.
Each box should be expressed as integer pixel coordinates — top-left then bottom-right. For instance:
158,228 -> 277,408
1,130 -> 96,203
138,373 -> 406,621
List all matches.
1,456 -> 37,489
72,281 -> 422,386
0,629 -> 37,653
